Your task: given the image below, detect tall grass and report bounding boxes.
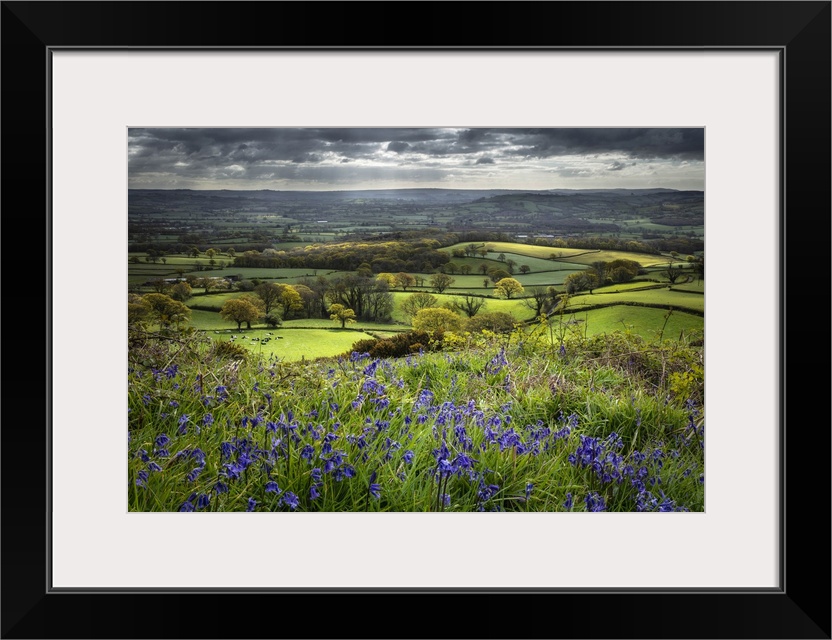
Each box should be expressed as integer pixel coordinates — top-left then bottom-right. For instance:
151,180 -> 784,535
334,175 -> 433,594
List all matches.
128,323 -> 704,512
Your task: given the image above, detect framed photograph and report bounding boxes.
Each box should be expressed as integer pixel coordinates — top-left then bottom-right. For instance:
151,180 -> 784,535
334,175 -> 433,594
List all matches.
3,1 -> 829,638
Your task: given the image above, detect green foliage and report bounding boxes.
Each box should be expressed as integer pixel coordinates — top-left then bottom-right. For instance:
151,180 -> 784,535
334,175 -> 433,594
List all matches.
347,330 -> 438,359
329,303 -> 357,328
493,277 -> 524,299
412,307 -> 464,333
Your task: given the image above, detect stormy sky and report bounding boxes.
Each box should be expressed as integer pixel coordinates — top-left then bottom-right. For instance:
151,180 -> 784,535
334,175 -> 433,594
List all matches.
128,128 -> 704,191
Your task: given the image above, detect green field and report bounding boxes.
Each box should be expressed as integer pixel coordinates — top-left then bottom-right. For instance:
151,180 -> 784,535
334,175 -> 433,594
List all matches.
208,328 -> 377,361
565,288 -> 704,314
443,241 -> 591,260
544,305 -> 703,340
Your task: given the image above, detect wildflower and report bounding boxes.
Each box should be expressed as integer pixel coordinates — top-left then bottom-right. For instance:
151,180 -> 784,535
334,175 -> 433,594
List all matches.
246,497 -> 257,512
564,492 -> 573,510
203,413 -> 214,427
525,483 -> 534,500
584,492 -> 606,512
283,492 -> 299,510
147,462 -> 162,472
196,493 -> 210,510
135,470 -> 148,488
310,484 -> 321,500
265,481 -> 281,494
179,501 -> 195,512
214,480 -> 229,495
177,414 -> 189,435
403,450 -> 415,464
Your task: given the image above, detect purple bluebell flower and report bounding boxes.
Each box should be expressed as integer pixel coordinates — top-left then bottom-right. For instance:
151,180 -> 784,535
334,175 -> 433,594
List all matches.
283,492 -> 299,510
135,470 -> 148,488
564,492 -> 573,510
246,498 -> 257,512
196,493 -> 210,509
525,483 -> 534,500
403,450 -> 414,464
584,492 -> 606,512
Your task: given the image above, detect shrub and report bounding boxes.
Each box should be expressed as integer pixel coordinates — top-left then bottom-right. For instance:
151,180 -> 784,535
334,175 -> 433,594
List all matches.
345,330 -> 440,359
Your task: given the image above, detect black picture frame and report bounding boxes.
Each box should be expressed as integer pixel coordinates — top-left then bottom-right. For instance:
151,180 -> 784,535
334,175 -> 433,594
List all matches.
2,2 -> 829,638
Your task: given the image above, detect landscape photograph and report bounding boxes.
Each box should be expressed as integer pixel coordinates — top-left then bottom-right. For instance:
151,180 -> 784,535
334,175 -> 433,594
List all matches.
127,127 -> 705,513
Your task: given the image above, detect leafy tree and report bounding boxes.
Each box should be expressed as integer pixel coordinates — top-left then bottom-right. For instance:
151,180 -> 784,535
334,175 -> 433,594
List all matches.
606,259 -> 641,283
451,248 -> 466,259
519,265 -> 531,274
444,263 -> 459,275
401,292 -> 440,320
394,272 -> 416,290
588,261 -> 609,287
264,313 -> 282,329
505,259 -> 516,274
198,277 -> 215,294
376,273 -> 398,288
661,263 -> 686,284
459,265 -> 472,275
694,255 -> 704,281
493,277 -> 524,299
226,248 -> 236,258
478,263 -> 490,275
412,307 -> 464,334
329,303 -> 357,328
522,286 -> 554,318
292,283 -> 317,318
449,294 -> 487,318
219,297 -> 264,331
128,293 -> 149,328
498,253 -> 506,262
563,272 -> 600,294
430,273 -> 454,294
141,293 -> 191,329
149,278 -> 169,294
254,282 -> 282,315
465,311 -> 516,334
465,243 -> 479,257
169,281 -> 193,302
189,246 -> 201,258
487,268 -> 511,283
275,284 -> 304,319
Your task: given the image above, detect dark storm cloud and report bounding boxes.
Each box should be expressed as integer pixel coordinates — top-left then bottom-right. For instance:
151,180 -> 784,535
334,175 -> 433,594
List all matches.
128,127 -> 702,188
386,141 -> 411,153
607,160 -> 636,172
511,128 -> 704,161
